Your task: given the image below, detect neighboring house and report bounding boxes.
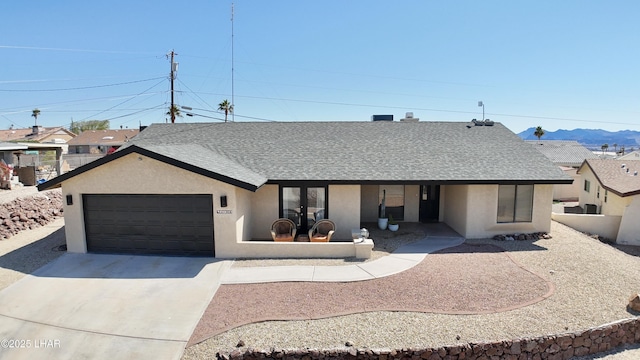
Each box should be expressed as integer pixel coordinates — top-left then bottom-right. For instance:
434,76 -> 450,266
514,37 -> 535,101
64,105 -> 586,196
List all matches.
38,120 -> 571,258
0,142 -> 28,166
571,159 -> 640,245
526,140 -> 598,201
617,150 -> 640,161
67,129 -> 139,154
0,127 -> 74,180
0,126 -> 76,145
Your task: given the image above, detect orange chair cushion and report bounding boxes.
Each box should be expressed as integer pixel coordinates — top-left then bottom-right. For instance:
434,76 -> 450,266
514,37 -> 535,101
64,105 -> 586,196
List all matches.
274,234 -> 293,242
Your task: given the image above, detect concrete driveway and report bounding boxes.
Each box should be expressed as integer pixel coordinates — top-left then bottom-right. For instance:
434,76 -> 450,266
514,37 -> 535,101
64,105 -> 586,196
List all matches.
0,253 -> 230,360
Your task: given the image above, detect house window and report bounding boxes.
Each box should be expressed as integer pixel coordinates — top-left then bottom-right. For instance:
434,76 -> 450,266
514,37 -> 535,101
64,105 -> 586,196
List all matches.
604,190 -> 608,203
497,184 -> 534,223
597,186 -> 600,199
584,180 -> 590,193
379,185 -> 404,221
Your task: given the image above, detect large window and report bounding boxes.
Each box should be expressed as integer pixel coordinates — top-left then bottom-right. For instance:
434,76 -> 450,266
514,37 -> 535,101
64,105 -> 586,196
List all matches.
497,184 -> 533,223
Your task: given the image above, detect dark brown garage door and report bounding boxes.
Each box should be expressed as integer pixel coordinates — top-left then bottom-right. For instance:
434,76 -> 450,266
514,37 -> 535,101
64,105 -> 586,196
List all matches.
83,194 -> 214,256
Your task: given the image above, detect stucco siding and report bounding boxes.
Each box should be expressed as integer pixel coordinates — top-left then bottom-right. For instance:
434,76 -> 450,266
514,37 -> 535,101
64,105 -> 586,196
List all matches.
476,184 -> 553,238
602,192 -> 631,216
328,185 -> 360,240
553,168 -> 579,201
60,153 -> 240,255
360,185 -> 379,222
578,167 -> 602,212
249,185 -> 279,240
404,185 -> 420,222
617,197 -> 640,245
443,184 -> 553,239
442,185 -> 469,237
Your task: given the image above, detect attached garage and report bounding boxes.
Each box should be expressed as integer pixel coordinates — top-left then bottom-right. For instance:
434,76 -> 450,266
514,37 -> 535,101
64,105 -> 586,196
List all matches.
83,194 -> 215,257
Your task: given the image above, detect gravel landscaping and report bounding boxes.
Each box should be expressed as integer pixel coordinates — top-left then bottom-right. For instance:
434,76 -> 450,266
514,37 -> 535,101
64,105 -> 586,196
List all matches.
183,221 -> 640,359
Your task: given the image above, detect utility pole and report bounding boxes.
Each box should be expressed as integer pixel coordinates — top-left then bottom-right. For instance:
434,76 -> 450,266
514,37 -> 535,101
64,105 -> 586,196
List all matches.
167,50 -> 178,123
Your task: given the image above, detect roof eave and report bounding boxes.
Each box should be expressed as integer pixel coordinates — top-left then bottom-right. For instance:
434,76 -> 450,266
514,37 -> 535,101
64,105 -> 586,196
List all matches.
38,145 -> 264,192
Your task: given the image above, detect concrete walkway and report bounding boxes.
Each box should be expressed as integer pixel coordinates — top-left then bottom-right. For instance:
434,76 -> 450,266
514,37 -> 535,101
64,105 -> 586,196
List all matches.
0,253 -> 231,360
221,235 -> 465,284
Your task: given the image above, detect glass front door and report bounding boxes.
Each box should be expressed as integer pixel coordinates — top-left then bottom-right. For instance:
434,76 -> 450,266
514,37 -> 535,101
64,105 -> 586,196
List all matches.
281,186 -> 326,236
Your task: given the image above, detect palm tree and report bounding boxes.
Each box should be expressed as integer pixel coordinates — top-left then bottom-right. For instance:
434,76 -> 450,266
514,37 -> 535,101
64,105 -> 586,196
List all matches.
218,99 -> 234,123
601,143 -> 609,155
613,143 -> 618,154
534,126 -> 545,143
166,105 -> 182,123
31,108 -> 41,125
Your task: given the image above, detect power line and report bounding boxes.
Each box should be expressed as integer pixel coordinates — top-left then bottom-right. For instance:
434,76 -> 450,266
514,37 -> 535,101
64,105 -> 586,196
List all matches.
0,77 -> 165,92
0,45 -> 157,55
78,78 -> 166,122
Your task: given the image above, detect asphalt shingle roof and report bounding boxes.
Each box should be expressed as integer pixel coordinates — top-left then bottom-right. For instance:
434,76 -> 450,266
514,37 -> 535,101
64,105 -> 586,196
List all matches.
526,140 -> 598,167
579,159 -> 640,197
123,121 -> 570,186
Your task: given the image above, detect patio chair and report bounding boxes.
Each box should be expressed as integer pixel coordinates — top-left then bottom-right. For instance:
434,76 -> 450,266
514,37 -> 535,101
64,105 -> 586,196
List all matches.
270,218 -> 297,242
308,219 -> 336,242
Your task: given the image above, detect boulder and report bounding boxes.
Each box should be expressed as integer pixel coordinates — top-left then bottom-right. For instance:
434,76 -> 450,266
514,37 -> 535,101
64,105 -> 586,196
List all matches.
628,293 -> 640,312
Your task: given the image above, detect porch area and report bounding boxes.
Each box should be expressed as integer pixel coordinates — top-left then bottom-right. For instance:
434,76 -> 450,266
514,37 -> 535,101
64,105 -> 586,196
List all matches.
236,221 -> 463,261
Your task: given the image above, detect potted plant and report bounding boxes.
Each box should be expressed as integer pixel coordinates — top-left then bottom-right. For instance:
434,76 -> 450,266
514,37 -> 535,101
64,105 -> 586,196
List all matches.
388,214 -> 399,232
378,190 -> 388,230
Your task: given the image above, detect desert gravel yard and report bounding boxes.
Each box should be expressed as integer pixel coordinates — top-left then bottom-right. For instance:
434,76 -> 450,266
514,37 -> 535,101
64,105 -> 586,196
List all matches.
183,221 -> 640,359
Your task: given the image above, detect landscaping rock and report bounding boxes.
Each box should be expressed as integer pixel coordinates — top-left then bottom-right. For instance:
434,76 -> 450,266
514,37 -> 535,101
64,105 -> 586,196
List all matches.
0,189 -> 62,240
628,293 -> 640,312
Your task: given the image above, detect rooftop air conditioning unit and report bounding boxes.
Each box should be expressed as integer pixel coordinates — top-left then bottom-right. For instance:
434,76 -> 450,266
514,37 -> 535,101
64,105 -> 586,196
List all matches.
371,115 -> 393,122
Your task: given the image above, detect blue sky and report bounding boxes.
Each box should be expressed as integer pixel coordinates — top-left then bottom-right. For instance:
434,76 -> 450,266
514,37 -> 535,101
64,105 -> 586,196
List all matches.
2,1 -> 639,134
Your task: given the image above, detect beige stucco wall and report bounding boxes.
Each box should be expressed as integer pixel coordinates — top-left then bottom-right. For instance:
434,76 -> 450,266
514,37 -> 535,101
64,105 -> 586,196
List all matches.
360,185 -> 379,222
552,213 -> 621,241
249,185 -> 279,240
60,152 -> 240,255
578,167 -> 599,210
328,185 -> 361,239
578,167 -> 631,216
442,185 -> 468,236
553,168 -> 579,201
616,197 -> 640,245
404,185 -> 420,222
443,184 -> 553,239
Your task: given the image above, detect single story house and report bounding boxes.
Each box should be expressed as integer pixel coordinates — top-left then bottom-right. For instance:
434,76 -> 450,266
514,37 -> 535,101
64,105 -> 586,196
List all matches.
38,120 -> 571,258
0,125 -> 76,145
67,129 -> 140,155
526,140 -> 598,201
617,150 -> 640,161
570,159 -> 640,245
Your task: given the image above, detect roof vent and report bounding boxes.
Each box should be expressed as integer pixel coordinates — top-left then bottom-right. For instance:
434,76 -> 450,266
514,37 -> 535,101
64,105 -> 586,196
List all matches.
102,136 -> 114,140
634,171 -> 638,176
371,115 -> 393,122
484,119 -> 494,126
400,112 -> 419,122
472,119 -> 484,126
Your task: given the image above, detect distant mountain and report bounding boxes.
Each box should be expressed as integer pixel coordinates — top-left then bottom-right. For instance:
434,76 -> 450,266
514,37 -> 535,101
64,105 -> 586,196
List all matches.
518,128 -> 640,151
